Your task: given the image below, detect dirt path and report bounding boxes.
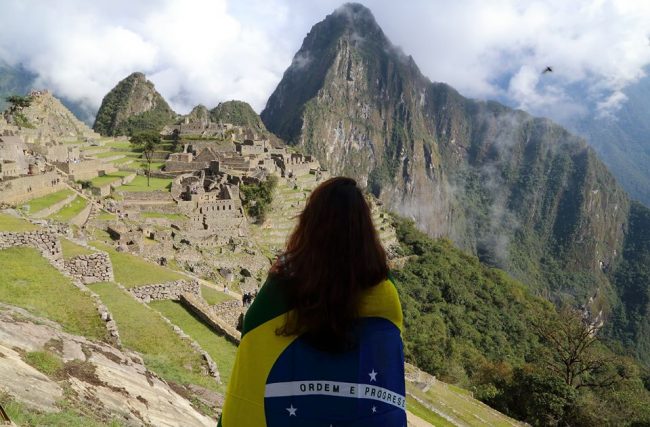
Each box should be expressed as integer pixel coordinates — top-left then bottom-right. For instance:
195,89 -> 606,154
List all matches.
407,410 -> 434,426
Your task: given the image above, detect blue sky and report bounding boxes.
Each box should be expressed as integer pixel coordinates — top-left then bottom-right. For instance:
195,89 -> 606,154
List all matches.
1,0 -> 649,122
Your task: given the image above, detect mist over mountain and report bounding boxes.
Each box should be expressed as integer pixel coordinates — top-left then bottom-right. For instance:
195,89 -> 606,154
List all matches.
262,3 -> 650,364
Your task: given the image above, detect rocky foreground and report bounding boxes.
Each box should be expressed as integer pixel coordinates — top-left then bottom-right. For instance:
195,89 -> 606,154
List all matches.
0,303 -> 214,427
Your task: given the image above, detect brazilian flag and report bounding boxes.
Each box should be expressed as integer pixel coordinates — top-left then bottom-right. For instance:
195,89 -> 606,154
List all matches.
218,276 -> 406,427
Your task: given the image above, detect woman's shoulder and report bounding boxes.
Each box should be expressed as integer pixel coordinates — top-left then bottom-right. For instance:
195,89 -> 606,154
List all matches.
359,275 -> 403,332
241,274 -> 291,336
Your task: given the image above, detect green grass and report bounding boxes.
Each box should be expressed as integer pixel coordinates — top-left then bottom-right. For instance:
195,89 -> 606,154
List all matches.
406,381 -> 521,427
201,285 -> 234,305
407,397 -> 456,427
24,350 -> 65,377
93,150 -> 135,159
0,247 -> 107,340
0,394 -> 125,427
111,156 -> 137,165
48,197 -> 88,222
21,189 -> 74,215
140,211 -> 187,221
117,176 -> 172,192
0,213 -> 38,231
60,238 -> 95,259
102,140 -> 132,150
149,300 -> 237,391
90,171 -> 133,187
87,282 -> 218,392
95,211 -> 117,221
92,241 -> 185,287
138,161 -> 166,171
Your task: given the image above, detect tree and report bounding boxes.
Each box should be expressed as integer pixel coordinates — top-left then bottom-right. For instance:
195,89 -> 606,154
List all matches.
5,95 -> 32,111
534,306 -> 617,389
130,131 -> 160,187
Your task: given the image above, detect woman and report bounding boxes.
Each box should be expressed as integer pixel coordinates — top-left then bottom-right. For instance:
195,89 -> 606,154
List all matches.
219,177 -> 406,427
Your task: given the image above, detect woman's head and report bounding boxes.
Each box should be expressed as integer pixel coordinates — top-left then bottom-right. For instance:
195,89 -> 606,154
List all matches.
273,176 -> 388,349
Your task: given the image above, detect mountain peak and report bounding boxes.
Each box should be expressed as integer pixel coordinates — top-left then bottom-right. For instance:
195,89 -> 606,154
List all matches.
332,3 -> 377,26
93,72 -> 176,136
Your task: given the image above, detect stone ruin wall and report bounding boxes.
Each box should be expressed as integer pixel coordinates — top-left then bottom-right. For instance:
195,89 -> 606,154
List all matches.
128,280 -> 200,303
180,293 -> 241,344
0,171 -> 66,205
211,299 -> 244,331
119,191 -> 174,203
0,230 -> 62,266
63,252 -> 114,284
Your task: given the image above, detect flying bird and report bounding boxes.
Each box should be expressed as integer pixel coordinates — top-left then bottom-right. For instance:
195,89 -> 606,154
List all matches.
542,66 -> 553,74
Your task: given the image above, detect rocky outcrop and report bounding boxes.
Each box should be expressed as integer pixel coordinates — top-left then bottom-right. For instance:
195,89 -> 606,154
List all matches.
0,303 -> 214,426
128,280 -> 200,303
93,72 -> 176,136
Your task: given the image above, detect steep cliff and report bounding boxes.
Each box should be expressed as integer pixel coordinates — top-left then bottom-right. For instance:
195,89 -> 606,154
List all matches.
262,3 -> 648,360
93,72 -> 176,136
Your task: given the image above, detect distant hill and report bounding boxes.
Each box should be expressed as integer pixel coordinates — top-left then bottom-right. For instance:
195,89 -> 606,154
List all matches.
93,72 -> 177,136
209,100 -> 267,133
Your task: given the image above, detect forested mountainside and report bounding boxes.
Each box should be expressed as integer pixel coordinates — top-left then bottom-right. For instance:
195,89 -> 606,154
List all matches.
262,3 -> 650,366
93,72 -> 177,136
392,217 -> 650,426
209,100 -> 266,132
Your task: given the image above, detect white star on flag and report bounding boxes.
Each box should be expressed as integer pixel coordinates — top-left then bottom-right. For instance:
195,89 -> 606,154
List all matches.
369,369 -> 378,382
286,404 -> 297,416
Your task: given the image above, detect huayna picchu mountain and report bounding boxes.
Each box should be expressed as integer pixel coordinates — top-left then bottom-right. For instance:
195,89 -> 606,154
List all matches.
93,72 -> 176,136
263,3 -> 650,364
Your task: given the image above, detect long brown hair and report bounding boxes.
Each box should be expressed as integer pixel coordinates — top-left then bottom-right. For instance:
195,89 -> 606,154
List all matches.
272,176 -> 388,350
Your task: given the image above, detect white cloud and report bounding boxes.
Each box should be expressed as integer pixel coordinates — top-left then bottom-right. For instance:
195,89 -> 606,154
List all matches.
1,0 -> 650,122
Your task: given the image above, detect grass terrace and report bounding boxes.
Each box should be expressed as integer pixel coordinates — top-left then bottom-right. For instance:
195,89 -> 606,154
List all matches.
111,157 -> 137,165
200,285 -> 234,305
93,150 -> 135,159
117,176 -> 172,192
149,300 -> 237,391
405,381 -> 522,427
0,213 -> 39,232
92,241 -> 185,287
102,140 -> 132,150
0,247 -> 107,340
60,238 -> 95,259
95,211 -> 117,221
140,212 -> 187,221
406,397 -> 456,427
87,282 -> 219,392
138,161 -> 166,171
90,171 -> 133,187
21,189 -> 74,215
48,197 -> 88,222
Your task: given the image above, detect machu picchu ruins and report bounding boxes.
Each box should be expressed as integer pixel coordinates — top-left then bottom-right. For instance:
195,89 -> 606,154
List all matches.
0,78 -> 400,426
